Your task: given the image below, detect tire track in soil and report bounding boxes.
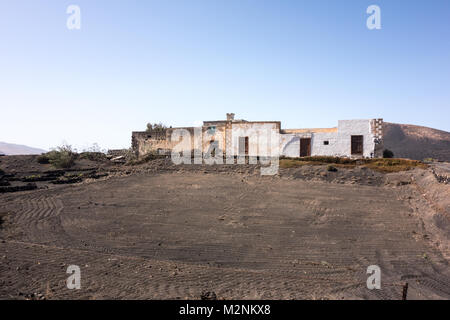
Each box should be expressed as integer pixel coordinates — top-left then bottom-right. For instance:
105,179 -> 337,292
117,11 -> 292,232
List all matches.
1,172 -> 449,299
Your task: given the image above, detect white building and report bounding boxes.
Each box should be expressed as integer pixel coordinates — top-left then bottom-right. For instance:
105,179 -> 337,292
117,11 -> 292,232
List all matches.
132,114 -> 384,159
280,119 -> 384,158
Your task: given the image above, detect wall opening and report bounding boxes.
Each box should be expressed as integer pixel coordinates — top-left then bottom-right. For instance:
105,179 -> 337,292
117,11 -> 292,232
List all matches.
238,136 -> 249,156
208,140 -> 217,157
300,138 -> 311,157
351,135 -> 363,155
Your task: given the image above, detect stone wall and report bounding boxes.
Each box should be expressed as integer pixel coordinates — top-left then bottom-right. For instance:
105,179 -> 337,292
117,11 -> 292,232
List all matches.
131,130 -> 171,156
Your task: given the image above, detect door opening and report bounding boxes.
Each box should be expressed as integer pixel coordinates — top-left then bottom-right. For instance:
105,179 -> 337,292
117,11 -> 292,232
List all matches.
300,138 -> 311,157
351,135 -> 364,155
239,136 -> 249,156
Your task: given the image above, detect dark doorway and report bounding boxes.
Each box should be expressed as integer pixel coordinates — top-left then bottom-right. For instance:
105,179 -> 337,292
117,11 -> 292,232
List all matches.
239,136 -> 249,156
208,140 -> 217,157
351,135 -> 364,155
300,138 -> 311,157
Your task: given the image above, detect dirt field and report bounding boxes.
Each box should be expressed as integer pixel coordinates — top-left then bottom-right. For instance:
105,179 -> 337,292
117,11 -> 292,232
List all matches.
1,156 -> 449,300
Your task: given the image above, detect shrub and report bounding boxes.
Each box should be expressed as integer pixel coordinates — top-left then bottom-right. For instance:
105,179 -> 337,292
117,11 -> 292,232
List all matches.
364,158 -> 427,173
383,149 -> 394,158
36,154 -> 50,164
126,151 -> 164,165
146,122 -> 167,132
327,165 -> 338,172
45,145 -> 77,169
297,156 -> 356,164
280,156 -> 427,173
82,143 -> 103,153
0,168 -> 4,176
79,152 -> 107,162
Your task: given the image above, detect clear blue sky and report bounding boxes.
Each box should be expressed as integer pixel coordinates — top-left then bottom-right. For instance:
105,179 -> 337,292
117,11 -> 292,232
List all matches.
1,0 -> 449,151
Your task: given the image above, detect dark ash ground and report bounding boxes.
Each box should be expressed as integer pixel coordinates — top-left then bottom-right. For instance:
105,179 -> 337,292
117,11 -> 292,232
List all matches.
1,156 -> 449,299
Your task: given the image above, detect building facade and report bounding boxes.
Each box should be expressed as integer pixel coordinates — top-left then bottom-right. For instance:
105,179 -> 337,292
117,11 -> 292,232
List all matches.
132,114 -> 384,159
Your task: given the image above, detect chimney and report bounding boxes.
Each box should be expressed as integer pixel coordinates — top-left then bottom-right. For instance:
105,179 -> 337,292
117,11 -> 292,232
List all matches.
226,113 -> 235,121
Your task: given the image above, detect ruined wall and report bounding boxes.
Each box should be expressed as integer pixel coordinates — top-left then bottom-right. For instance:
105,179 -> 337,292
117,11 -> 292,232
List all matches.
132,126 -> 228,157
227,122 -> 281,157
202,124 -> 227,155
132,129 -> 173,156
371,119 -> 384,158
280,134 -> 300,157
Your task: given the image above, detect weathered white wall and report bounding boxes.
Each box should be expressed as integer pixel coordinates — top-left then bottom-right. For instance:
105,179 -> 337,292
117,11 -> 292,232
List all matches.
280,134 -> 300,157
335,120 -> 375,157
134,119 -> 380,159
311,132 -> 339,156
229,122 -> 280,157
280,119 -> 377,158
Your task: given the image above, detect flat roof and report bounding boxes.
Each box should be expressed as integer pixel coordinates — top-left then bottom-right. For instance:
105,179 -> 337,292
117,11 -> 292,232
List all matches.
283,127 -> 338,133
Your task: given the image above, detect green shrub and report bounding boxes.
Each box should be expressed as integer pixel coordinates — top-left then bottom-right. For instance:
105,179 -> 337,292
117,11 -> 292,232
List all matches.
36,154 -> 50,164
0,168 -> 4,176
45,145 -> 77,169
146,122 -> 167,132
79,152 -> 107,162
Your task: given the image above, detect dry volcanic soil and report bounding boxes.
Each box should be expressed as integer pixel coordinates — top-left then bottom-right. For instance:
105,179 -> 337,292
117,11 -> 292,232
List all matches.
0,156 -> 449,300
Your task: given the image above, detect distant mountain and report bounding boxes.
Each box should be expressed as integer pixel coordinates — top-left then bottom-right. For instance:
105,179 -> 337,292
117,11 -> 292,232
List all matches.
0,142 -> 47,155
383,123 -> 450,162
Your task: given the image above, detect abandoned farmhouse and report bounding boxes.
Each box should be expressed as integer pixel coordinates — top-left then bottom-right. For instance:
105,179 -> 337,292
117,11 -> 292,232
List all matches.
132,114 -> 384,159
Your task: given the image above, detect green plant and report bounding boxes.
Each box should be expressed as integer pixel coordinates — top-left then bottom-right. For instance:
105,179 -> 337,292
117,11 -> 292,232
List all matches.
146,122 -> 167,132
36,154 -> 50,164
45,144 -> 77,168
79,152 -> 107,162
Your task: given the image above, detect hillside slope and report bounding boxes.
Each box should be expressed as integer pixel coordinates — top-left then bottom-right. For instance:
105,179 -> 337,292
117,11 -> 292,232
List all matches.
383,123 -> 450,162
0,142 -> 46,155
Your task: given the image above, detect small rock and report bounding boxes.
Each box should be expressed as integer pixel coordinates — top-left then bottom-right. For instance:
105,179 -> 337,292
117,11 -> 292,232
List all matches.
201,291 -> 217,300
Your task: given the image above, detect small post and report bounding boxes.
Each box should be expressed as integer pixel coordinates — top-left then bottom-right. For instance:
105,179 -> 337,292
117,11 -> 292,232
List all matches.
402,282 -> 408,300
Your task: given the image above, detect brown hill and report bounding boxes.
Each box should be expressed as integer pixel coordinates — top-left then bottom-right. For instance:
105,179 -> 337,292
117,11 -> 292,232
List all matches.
383,123 -> 450,162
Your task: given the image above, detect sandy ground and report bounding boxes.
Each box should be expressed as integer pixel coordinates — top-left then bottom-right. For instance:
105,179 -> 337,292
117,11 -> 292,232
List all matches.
0,156 -> 449,300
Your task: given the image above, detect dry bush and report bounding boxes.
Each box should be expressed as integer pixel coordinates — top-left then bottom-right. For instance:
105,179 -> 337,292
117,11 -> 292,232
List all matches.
36,154 -> 50,164
279,156 -> 427,173
146,123 -> 167,132
43,144 -> 77,169
79,152 -> 107,162
364,158 -> 427,173
126,151 -> 165,165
